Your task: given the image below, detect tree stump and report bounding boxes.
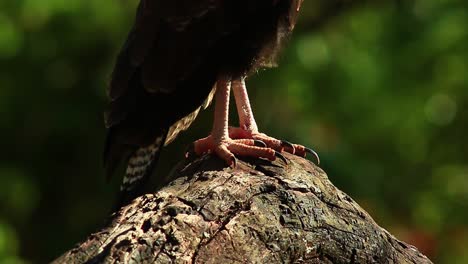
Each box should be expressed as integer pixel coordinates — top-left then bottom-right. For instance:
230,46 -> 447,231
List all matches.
53,154 -> 432,263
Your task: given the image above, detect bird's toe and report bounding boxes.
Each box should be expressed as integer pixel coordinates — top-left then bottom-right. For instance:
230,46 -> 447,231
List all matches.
188,135 -> 279,165
228,127 -> 320,165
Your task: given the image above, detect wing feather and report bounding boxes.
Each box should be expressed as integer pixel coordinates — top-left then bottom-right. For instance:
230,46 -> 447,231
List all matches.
107,0 -> 225,99
164,85 -> 216,145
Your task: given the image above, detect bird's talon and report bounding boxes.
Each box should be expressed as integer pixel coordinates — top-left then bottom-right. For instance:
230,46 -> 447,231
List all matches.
230,156 -> 237,168
305,147 -> 320,165
281,140 -> 296,154
275,151 -> 288,164
254,140 -> 267,148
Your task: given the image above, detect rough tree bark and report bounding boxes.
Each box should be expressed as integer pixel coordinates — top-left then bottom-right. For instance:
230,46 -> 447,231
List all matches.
53,154 -> 432,263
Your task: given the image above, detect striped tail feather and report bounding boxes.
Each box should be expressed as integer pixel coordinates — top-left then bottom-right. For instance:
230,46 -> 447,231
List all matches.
114,132 -> 167,209
108,87 -> 216,210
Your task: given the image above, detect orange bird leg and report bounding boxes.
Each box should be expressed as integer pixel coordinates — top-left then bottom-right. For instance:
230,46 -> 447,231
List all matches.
190,76 -> 280,166
230,77 -> 320,164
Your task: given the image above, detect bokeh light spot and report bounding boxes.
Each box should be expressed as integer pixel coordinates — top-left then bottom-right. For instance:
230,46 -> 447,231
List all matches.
424,93 -> 457,126
296,35 -> 330,70
0,15 -> 23,58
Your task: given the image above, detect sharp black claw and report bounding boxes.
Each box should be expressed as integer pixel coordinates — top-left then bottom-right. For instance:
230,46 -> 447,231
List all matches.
281,140 -> 294,149
275,151 -> 288,164
281,140 -> 295,152
230,156 -> 238,168
305,147 -> 320,165
254,140 -> 267,148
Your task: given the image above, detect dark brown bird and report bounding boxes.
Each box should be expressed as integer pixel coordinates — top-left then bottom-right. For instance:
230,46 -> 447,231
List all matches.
104,0 -> 318,208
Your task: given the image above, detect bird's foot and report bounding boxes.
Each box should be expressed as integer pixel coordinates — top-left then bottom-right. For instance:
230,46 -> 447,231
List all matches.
187,135 -> 288,167
228,127 -> 320,165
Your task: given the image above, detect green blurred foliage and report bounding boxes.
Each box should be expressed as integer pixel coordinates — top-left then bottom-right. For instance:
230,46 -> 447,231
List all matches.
0,0 -> 467,263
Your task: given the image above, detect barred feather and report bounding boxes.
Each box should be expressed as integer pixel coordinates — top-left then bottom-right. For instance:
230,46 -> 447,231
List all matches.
116,133 -> 166,208
121,137 -> 163,191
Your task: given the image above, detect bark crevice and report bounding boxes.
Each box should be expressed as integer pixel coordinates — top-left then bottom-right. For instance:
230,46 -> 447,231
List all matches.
53,154 -> 432,264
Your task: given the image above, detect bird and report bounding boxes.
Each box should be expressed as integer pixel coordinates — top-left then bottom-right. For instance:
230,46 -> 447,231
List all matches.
103,0 -> 319,208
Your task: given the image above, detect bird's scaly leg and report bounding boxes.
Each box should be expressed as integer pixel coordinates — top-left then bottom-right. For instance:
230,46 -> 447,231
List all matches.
230,77 -> 320,164
191,76 -> 280,166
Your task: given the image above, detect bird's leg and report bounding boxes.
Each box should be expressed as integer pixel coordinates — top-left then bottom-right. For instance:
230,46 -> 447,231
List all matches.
231,78 -> 259,133
230,77 -> 320,163
191,76 -> 278,166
